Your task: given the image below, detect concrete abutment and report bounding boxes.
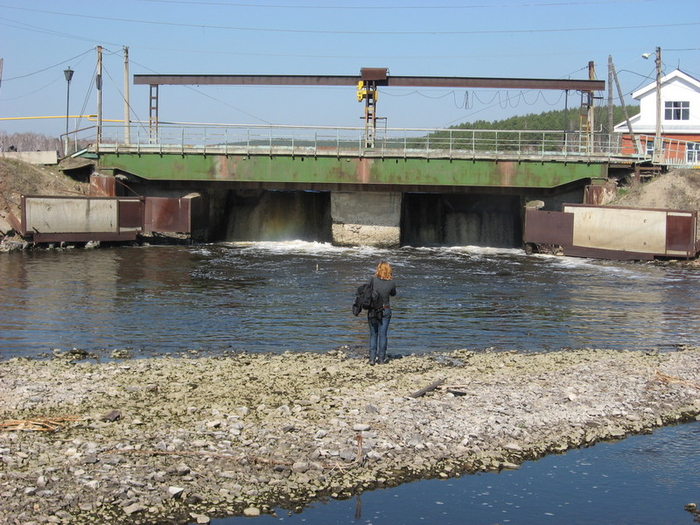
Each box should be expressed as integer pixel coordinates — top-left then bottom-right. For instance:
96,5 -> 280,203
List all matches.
331,191 -> 402,247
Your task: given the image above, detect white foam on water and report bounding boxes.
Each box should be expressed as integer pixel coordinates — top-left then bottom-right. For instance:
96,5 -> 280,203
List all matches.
225,240 -> 403,259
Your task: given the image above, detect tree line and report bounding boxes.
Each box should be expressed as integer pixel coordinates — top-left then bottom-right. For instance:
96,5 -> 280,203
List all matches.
452,105 -> 639,133
0,131 -> 62,153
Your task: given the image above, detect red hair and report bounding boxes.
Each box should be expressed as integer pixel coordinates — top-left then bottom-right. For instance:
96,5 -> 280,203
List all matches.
375,261 -> 392,280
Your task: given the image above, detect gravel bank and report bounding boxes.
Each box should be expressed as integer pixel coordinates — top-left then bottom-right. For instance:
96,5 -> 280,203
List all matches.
1,347 -> 699,525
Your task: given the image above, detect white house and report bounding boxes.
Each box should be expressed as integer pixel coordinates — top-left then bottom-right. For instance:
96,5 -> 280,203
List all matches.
614,69 -> 700,164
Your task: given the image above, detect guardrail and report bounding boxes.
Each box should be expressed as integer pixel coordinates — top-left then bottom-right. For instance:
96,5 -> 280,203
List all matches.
73,123 -> 699,167
87,123 -> 629,162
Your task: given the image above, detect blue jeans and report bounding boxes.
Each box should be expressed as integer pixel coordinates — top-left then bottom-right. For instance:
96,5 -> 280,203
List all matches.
368,308 -> 391,363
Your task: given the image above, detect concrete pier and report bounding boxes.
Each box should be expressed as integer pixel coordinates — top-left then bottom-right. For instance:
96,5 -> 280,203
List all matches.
331,191 -> 402,247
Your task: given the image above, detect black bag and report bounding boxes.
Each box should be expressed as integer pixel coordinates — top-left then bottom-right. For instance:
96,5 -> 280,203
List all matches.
352,279 -> 383,320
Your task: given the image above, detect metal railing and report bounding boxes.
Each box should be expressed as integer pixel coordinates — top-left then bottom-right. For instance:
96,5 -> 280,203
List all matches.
77,122 -> 700,167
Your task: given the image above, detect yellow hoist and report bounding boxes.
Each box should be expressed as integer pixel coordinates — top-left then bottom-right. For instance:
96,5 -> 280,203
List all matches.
357,81 -> 379,147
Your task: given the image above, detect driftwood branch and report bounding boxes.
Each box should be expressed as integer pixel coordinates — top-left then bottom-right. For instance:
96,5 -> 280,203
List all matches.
0,416 -> 84,432
409,377 -> 446,398
655,371 -> 700,390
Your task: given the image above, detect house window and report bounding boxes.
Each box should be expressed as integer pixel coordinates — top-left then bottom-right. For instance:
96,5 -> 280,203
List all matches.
664,101 -> 689,121
688,143 -> 700,164
646,139 -> 655,157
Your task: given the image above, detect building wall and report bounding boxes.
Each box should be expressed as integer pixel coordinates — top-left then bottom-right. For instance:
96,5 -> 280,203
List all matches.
633,77 -> 700,134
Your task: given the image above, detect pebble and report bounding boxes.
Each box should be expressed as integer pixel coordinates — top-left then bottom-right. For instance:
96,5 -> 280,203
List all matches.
0,347 -> 698,524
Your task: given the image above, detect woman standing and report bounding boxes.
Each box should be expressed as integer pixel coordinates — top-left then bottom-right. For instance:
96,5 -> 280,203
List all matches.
368,261 -> 396,365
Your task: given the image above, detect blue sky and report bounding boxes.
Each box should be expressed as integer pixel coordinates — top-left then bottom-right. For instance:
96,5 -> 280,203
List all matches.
0,0 -> 698,138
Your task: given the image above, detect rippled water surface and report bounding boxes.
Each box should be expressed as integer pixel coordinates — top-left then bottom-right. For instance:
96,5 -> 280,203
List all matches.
0,242 -> 698,359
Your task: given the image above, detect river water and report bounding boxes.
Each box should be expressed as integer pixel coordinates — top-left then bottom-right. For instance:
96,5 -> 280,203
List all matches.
219,421 -> 700,525
1,242 -> 699,359
1,242 -> 699,524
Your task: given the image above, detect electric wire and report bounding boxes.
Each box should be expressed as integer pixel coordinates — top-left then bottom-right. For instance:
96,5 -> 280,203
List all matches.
0,4 -> 696,36
129,58 -> 272,125
1,48 -> 93,82
138,0 -> 664,9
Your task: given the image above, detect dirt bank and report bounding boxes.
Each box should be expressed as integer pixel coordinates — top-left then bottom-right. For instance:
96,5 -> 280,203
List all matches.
1,348 -> 699,524
611,168 -> 700,210
0,158 -> 89,237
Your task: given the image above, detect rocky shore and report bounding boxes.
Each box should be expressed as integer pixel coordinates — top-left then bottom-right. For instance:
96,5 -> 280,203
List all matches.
1,347 -> 700,525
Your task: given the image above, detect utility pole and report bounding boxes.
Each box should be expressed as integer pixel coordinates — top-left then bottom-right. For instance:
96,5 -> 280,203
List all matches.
607,55 -> 614,149
580,61 -> 596,153
653,46 -> 662,163
610,56 -> 641,156
96,46 -> 103,148
123,46 -> 130,144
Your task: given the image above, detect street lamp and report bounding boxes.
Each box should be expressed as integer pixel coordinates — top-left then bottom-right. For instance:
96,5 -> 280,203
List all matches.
63,67 -> 74,155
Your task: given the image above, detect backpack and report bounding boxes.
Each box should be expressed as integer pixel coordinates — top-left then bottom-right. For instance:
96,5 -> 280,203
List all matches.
352,279 -> 384,320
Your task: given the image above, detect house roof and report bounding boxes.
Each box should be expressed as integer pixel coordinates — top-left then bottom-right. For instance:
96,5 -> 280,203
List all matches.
614,68 -> 700,133
632,69 -> 700,99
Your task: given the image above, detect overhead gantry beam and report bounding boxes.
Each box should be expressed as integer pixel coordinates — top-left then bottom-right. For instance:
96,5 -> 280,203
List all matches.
133,72 -> 603,92
134,68 -> 605,146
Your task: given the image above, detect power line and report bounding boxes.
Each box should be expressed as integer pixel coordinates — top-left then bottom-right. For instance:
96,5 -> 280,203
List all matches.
0,4 -> 696,36
129,58 -> 271,124
139,0 -> 663,9
0,17 -> 123,47
1,47 -> 93,81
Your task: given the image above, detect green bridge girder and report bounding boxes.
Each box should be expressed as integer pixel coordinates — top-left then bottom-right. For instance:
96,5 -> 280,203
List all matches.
97,152 -> 609,192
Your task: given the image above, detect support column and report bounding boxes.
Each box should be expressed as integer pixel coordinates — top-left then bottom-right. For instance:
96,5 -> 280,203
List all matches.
331,191 -> 402,247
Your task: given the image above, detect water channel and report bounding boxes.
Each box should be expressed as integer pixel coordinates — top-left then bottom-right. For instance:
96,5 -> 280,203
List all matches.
1,242 -> 699,524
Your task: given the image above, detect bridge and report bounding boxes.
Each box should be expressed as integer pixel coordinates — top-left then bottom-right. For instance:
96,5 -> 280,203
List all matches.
68,66 -> 695,247
79,122 -> 652,247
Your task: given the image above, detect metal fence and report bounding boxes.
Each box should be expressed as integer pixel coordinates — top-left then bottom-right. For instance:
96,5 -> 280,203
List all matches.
76,123 -> 700,167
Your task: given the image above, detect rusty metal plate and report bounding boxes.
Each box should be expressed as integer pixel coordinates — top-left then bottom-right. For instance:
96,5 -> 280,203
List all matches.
523,209 -> 574,245
144,197 -> 191,233
90,175 -> 116,197
118,199 -> 143,229
666,212 -> 695,255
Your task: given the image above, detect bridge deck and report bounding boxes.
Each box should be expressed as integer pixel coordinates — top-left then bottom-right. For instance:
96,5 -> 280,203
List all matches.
86,124 -> 696,190
93,123 -> 640,163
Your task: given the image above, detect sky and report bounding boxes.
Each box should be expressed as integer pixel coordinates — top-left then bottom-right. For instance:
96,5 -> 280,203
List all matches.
0,0 -> 698,139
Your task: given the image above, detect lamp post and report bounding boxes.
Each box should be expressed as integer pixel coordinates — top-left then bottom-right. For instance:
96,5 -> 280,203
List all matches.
63,67 -> 74,156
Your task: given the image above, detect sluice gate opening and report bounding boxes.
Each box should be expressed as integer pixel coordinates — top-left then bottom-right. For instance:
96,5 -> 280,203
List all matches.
215,189 -> 530,249
401,194 -> 523,248
224,190 -> 332,243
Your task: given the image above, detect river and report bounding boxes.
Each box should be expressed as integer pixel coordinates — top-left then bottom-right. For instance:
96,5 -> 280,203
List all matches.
1,242 -> 698,359
1,242 -> 699,524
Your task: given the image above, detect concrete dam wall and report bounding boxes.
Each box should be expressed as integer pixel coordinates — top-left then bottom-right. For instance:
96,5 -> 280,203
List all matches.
218,190 -> 525,248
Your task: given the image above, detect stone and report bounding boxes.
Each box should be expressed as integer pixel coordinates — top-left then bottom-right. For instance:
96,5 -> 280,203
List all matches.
243,507 -> 261,517
168,486 -> 185,498
292,462 -> 310,473
101,410 -> 121,422
123,503 -> 146,515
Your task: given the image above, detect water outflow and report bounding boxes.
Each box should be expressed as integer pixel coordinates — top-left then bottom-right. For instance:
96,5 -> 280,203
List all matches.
221,190 -> 524,247
224,190 -> 332,243
401,193 -> 522,247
